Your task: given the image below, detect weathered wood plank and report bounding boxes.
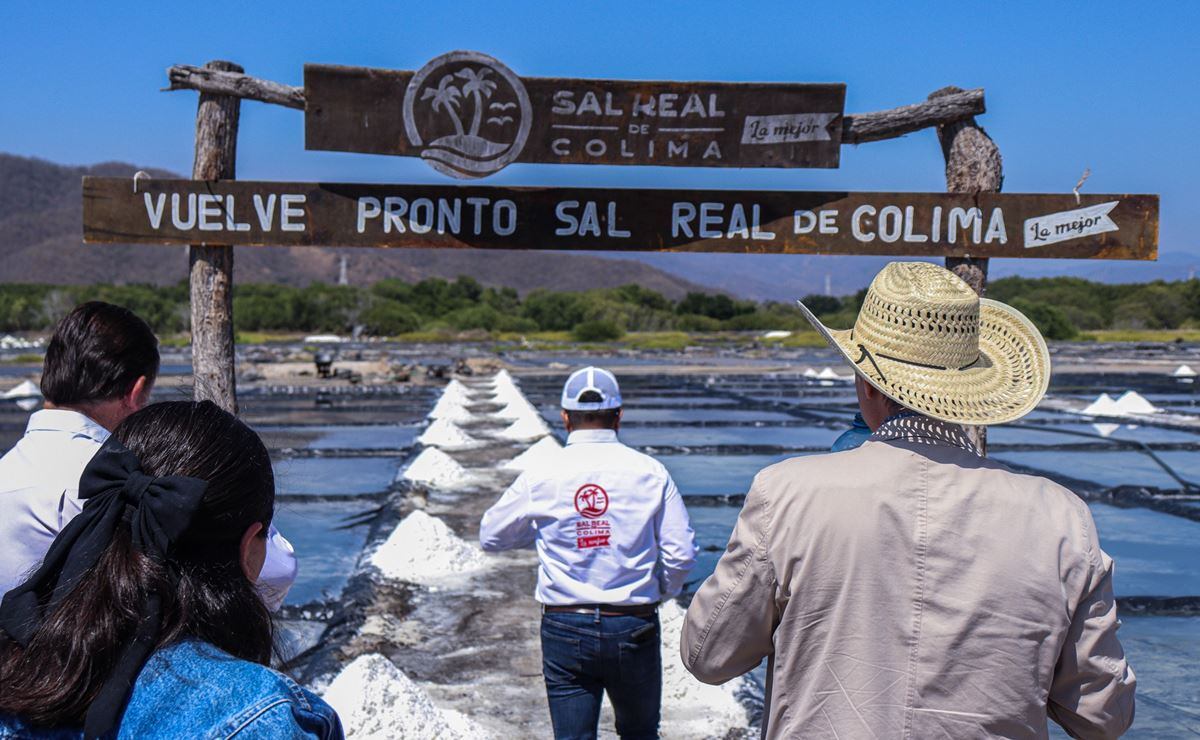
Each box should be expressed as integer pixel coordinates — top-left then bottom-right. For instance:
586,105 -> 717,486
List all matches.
843,88 -> 984,145
82,178 -> 1158,260
933,85 -> 1004,455
166,64 -> 305,110
188,61 -> 240,414
303,52 -> 846,177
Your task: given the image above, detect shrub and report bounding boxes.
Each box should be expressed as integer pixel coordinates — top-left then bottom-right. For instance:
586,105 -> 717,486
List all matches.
1010,299 -> 1078,340
573,319 -> 624,342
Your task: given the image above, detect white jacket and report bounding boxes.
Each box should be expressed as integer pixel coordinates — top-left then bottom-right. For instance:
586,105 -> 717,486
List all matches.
480,428 -> 696,605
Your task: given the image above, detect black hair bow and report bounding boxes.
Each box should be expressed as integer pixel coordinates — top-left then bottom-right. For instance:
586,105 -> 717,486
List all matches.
0,436 -> 207,739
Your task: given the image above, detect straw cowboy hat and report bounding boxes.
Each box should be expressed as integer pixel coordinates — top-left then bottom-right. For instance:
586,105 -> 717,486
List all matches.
797,262 -> 1050,426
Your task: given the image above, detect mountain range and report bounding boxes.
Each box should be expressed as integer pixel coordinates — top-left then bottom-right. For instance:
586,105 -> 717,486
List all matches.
3,152 -> 1194,301
0,153 -> 708,298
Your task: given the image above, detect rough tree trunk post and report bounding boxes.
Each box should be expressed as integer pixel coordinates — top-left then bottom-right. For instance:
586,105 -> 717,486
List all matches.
189,60 -> 242,413
930,85 -> 1003,456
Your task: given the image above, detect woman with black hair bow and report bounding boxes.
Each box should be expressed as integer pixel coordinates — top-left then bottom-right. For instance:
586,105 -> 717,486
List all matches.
0,400 -> 343,739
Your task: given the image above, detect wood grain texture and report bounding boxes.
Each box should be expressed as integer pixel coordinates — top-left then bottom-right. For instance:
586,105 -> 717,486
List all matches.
842,88 -> 984,145
189,60 -> 240,414
931,86 -> 1004,454
83,178 -> 1158,260
167,64 -> 305,110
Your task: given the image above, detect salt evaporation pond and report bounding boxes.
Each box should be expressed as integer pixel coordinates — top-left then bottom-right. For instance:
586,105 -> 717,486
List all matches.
514,371 -> 1200,738
273,456 -> 402,496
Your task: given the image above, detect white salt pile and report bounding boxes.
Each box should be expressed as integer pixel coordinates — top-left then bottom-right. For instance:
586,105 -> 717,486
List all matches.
1173,364 -> 1197,378
400,447 -> 471,488
323,654 -> 489,740
428,387 -> 474,420
1080,391 -> 1160,417
499,415 -> 551,441
1080,393 -> 1122,417
503,436 -> 563,472
658,600 -> 748,733
816,367 -> 842,380
1114,390 -> 1159,415
497,398 -> 541,420
802,367 -> 819,378
3,379 -> 42,411
1092,423 -> 1120,438
368,510 -> 488,584
417,419 -> 478,449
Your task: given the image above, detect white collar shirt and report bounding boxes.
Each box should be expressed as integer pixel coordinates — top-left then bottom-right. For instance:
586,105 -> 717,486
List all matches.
480,428 -> 697,606
0,409 -> 297,610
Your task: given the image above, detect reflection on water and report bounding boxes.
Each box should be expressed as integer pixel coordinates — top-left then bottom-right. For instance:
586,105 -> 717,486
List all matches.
273,499 -> 374,604
621,425 -> 840,449
258,423 -> 419,450
274,456 -> 400,496
993,450 -> 1199,489
1090,504 -> 1200,596
660,453 -> 801,496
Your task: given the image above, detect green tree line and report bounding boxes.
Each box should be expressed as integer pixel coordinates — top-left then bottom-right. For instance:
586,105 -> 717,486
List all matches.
2,276 -> 1200,341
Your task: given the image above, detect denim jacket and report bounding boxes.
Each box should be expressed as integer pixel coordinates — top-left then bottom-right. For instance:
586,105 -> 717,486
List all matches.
0,640 -> 344,739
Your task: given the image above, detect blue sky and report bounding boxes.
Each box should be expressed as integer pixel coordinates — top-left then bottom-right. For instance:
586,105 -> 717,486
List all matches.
2,1 -> 1196,270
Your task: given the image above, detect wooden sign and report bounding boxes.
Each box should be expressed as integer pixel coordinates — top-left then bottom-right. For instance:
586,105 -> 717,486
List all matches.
83,177 -> 1158,260
304,51 -> 845,178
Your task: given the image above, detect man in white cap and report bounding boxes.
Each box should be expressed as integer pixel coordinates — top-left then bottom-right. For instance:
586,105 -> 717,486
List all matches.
481,366 -> 696,740
682,262 -> 1135,738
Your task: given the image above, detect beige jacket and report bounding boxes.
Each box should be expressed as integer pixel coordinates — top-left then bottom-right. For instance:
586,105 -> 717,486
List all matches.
682,416 -> 1135,739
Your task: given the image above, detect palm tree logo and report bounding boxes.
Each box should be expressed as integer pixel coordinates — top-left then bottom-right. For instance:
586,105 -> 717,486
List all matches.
404,51 -> 532,179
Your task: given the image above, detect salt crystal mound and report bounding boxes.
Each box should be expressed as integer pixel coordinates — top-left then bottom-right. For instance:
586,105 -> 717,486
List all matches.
497,398 -> 541,420
417,418 -> 478,449
368,510 -> 488,584
498,415 -> 552,441
1173,364 -> 1197,377
803,367 -> 820,378
400,447 -> 471,488
503,435 -> 564,472
427,393 -> 473,421
658,600 -> 748,732
1114,390 -> 1159,415
322,653 -> 490,740
1092,423 -> 1120,438
1080,393 -> 1123,417
2,379 -> 40,399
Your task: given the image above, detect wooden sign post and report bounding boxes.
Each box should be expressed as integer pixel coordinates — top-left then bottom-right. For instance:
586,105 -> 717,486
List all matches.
125,54 -> 1161,458
304,51 -> 846,178
188,60 -> 241,415
84,179 -> 1158,259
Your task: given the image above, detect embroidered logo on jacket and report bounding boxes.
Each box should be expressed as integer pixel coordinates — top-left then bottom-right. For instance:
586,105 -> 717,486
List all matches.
574,483 -> 611,549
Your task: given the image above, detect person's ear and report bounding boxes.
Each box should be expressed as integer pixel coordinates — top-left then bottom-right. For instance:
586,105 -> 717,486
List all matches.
560,409 -> 571,432
125,376 -> 153,411
613,408 -> 622,430
239,522 -> 267,582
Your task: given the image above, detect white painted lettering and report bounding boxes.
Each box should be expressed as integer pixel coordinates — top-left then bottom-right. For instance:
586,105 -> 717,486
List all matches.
878,205 -> 902,243
144,193 -> 166,229
356,197 -> 380,233
672,202 -> 696,238
383,197 -> 407,233
819,209 -> 838,234
902,206 -> 928,242
852,205 -> 876,242
985,208 -> 1007,243
794,209 -> 817,234
280,194 -> 306,232
751,205 -> 776,240
607,202 -> 630,238
494,200 -> 517,235
198,194 -> 222,232
699,202 -> 723,238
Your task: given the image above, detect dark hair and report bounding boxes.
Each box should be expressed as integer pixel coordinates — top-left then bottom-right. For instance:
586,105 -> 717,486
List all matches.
566,390 -> 621,429
40,302 -> 160,406
0,401 -> 275,727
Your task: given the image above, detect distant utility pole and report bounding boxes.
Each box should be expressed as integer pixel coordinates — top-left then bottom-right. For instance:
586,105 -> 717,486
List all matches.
338,255 -> 349,286
824,273 -> 832,296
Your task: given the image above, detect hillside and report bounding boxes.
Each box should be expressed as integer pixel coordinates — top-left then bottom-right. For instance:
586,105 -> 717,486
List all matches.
0,153 -> 713,298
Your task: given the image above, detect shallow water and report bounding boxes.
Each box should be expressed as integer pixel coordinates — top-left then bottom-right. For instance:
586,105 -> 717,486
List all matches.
258,423 -> 419,451
136,374 -> 1198,735
272,499 -> 375,604
273,456 -> 401,496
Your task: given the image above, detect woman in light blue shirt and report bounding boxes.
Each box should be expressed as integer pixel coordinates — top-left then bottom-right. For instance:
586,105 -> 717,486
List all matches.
0,400 -> 342,739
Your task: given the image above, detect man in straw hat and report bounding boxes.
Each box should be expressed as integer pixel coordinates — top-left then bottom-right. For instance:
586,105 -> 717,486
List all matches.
682,262 -> 1134,738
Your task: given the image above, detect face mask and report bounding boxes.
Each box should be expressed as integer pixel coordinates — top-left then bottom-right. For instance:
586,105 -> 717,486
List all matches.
255,525 -> 297,613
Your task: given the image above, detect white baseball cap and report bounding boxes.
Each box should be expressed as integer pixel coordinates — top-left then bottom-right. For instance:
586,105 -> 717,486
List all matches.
561,366 -> 622,411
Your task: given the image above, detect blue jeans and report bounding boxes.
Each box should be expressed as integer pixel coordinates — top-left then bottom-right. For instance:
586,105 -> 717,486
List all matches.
540,610 -> 661,740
